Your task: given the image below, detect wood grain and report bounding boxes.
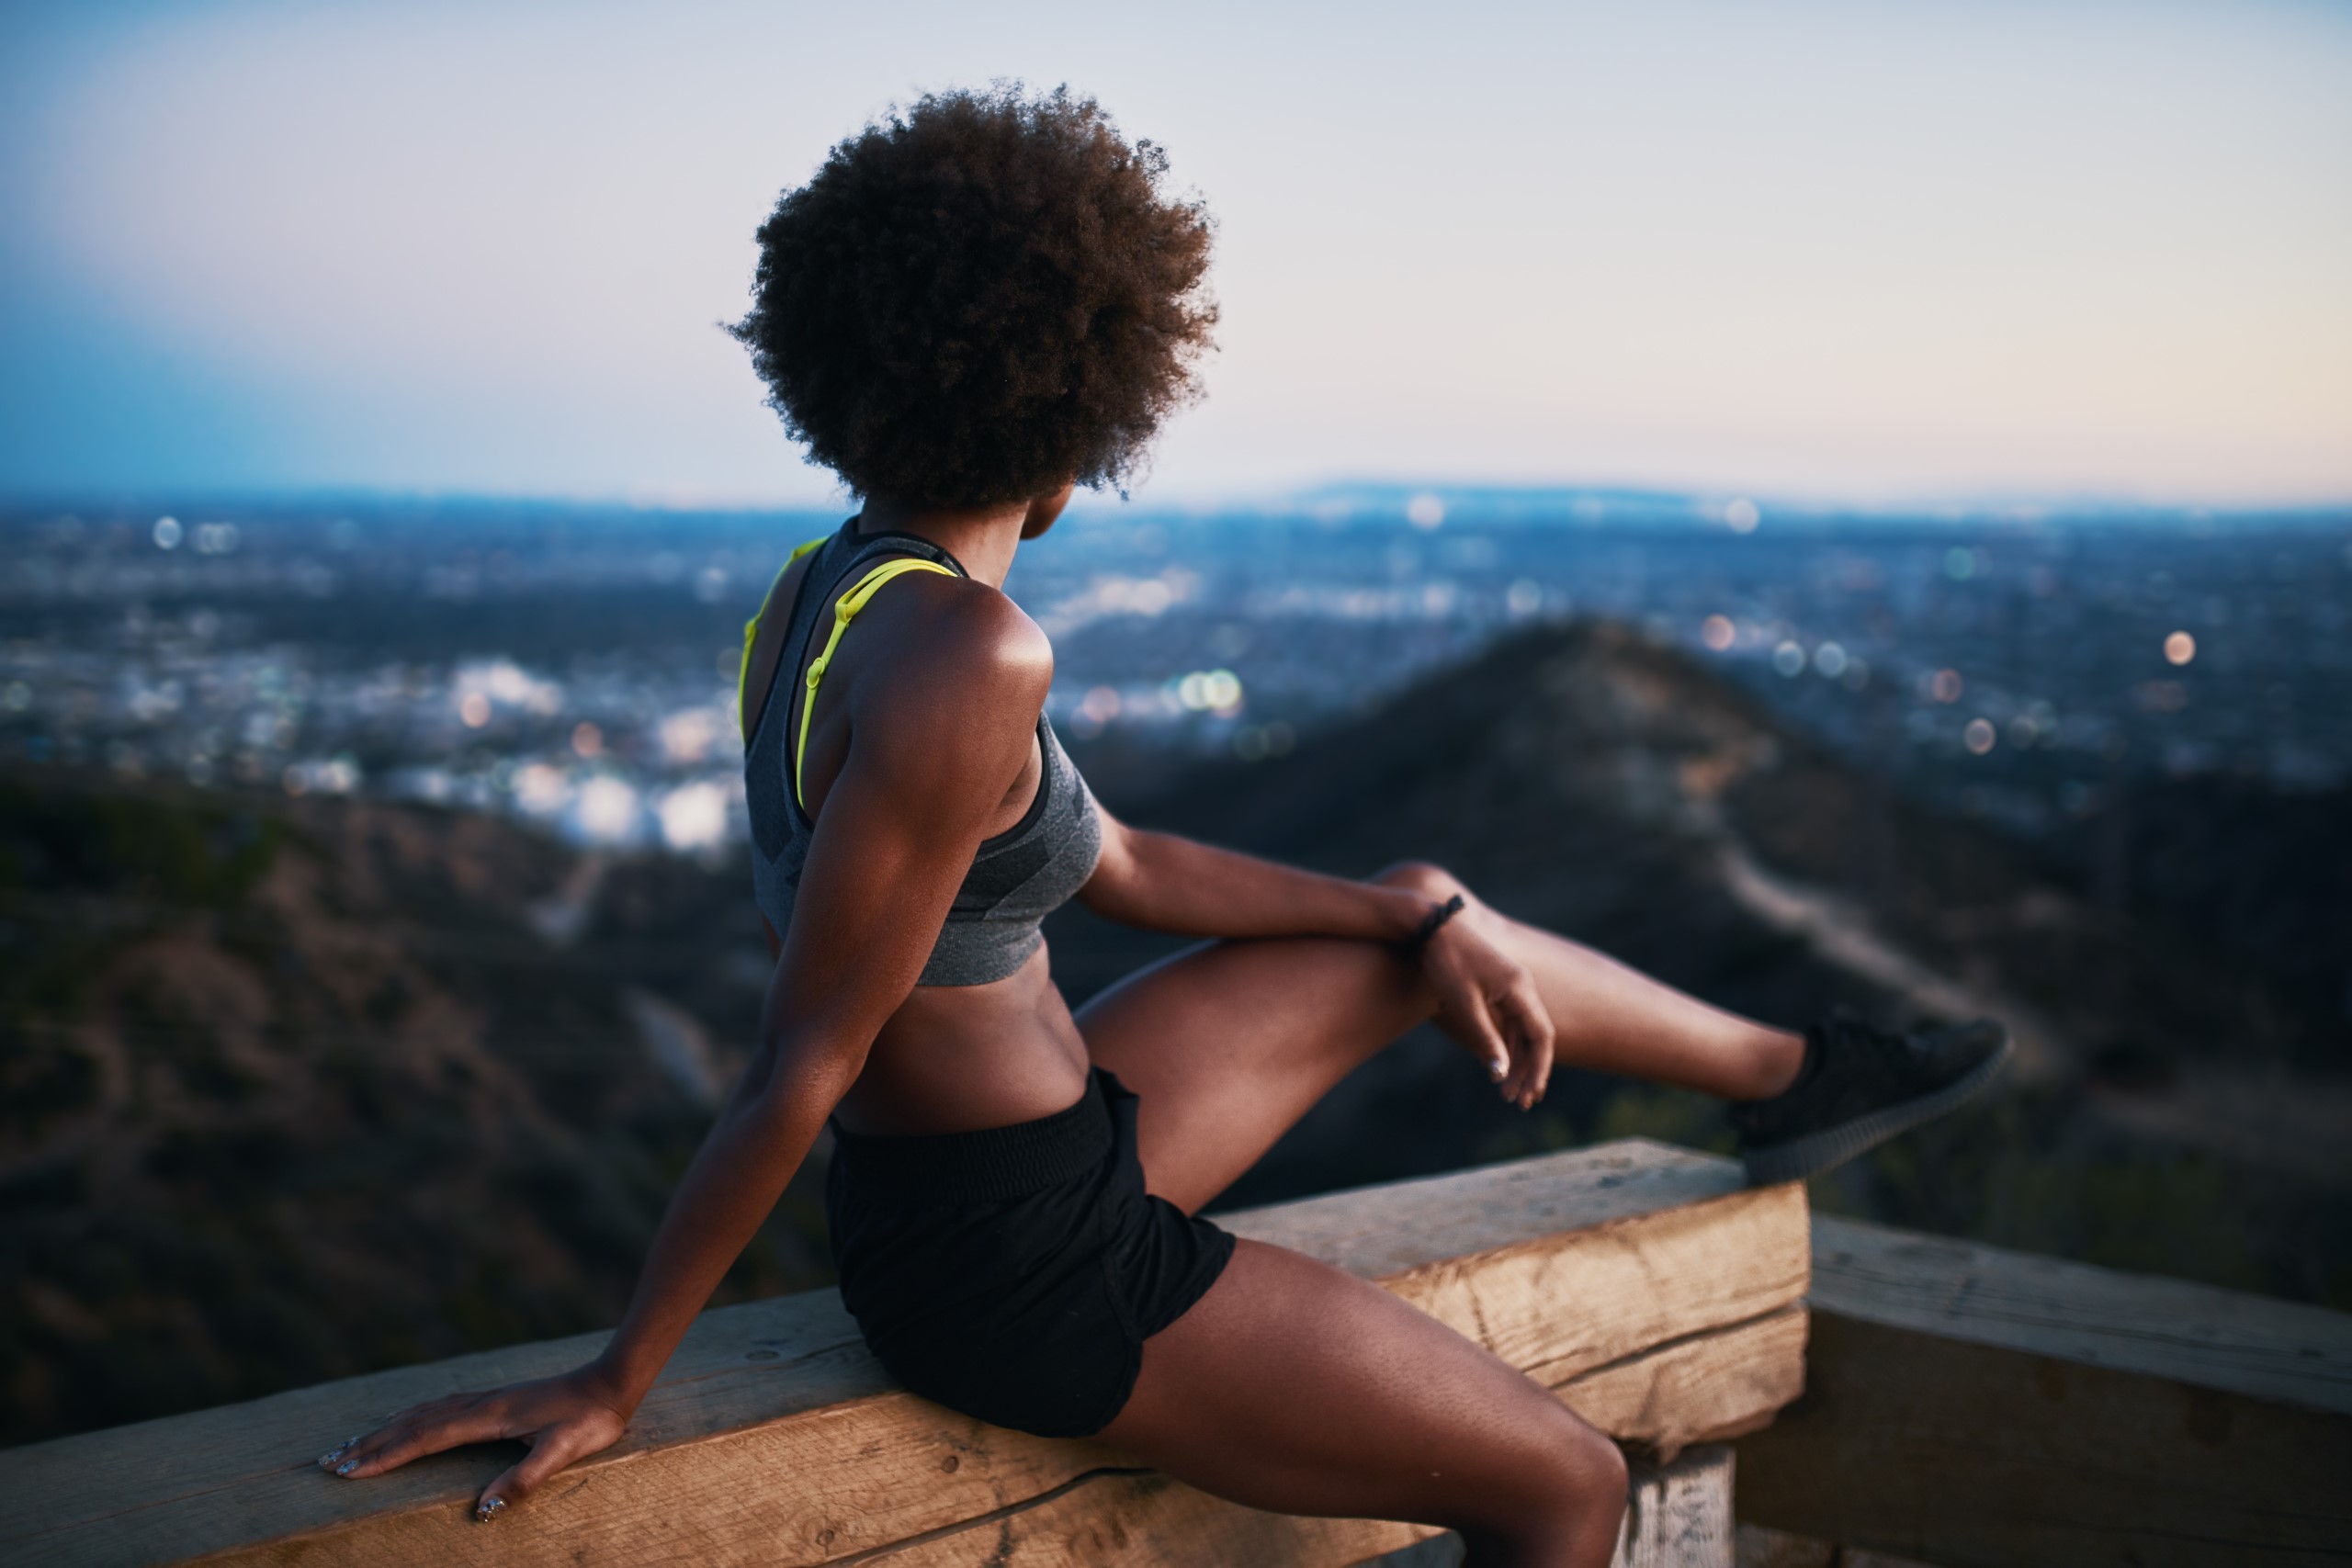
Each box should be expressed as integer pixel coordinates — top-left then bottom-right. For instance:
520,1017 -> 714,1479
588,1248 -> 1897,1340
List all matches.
1552,1306 -> 1806,1461
1,1140 -> 1806,1567
1614,1446 -> 1734,1568
1363,1447 -> 1736,1568
677,1315 -> 1798,1568
1737,1215 -> 2352,1568
1806,1214 -> 2352,1413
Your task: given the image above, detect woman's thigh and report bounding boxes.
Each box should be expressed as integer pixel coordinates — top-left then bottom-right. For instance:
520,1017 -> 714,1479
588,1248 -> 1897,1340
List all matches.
1098,1239 -> 1625,1562
1074,930 -> 1432,1215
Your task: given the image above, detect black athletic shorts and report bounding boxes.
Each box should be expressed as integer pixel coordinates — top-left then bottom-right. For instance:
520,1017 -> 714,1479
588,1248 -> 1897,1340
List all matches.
825,1067 -> 1237,1439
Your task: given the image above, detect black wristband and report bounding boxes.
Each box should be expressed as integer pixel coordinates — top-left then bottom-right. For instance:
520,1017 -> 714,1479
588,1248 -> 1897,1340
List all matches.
1407,892 -> 1465,952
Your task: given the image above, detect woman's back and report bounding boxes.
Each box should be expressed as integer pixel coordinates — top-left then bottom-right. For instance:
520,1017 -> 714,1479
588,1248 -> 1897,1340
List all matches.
740,513 -> 1102,1135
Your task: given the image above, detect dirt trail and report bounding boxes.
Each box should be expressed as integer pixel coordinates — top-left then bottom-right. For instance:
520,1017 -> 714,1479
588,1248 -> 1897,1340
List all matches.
1707,838 -> 2071,1084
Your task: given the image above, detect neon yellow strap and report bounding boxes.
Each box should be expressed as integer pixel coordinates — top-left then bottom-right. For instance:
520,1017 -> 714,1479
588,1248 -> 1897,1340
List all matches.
795,557 -> 957,806
737,535 -> 831,740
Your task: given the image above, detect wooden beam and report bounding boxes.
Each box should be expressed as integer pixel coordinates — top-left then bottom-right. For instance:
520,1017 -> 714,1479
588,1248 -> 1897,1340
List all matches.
0,1140 -> 1807,1567
1556,1304 -> 1805,1459
897,1445 -> 1745,1568
1366,1447 -> 1736,1568
856,1312 -> 1802,1568
1736,1215 -> 2352,1568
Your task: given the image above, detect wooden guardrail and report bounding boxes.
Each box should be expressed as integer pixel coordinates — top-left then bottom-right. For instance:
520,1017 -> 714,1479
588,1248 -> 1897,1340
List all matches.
1736,1214 -> 2352,1568
0,1139 -> 1806,1566
1374,1446 -> 1740,1568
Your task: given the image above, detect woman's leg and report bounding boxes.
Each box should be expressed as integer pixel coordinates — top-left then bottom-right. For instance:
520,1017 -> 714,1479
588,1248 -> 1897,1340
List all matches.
1073,862 -> 1794,1562
1076,860 -> 1804,1215
1097,1238 -> 1629,1568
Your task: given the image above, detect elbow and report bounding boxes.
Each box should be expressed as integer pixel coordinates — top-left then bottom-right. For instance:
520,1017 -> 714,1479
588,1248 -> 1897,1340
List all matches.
736,1025 -> 868,1115
1076,833 -> 1148,923
1074,866 -> 1143,926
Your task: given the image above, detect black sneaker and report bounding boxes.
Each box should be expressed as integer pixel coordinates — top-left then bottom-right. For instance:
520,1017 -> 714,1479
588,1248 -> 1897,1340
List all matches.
1731,1008 -> 2011,1185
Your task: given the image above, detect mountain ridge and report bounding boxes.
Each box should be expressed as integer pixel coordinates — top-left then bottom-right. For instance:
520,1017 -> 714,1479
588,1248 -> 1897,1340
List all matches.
4,616 -> 2343,1448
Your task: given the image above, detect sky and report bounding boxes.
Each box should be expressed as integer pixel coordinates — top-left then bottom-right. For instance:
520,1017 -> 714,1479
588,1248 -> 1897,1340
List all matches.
2,0 -> 2348,508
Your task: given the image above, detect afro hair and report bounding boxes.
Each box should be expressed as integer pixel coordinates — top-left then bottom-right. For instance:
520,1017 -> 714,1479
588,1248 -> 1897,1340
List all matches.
731,85 -> 1217,508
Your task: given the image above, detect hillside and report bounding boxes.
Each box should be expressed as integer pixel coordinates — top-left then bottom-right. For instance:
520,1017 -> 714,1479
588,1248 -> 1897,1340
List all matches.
1088,622 -> 2348,1290
0,778 -> 811,1446
5,618 -> 2345,1447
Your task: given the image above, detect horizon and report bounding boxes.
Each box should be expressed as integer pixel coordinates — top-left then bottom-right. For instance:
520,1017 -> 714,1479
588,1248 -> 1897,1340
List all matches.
7,478 -> 2349,525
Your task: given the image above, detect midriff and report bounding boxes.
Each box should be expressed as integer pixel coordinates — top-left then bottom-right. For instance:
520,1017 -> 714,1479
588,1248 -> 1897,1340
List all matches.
831,940 -> 1092,1136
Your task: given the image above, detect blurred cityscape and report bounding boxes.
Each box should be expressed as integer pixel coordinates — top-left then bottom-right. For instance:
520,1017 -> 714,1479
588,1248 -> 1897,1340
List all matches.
8,486 -> 2352,1445
5,488 -> 2347,864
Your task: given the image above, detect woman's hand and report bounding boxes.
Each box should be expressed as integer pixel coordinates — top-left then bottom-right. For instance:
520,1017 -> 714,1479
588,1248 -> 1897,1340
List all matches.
1419,908 -> 1556,1111
317,1365 -> 634,1522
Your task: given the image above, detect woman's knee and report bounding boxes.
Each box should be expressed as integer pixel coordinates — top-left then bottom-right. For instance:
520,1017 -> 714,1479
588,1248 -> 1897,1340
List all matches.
1476,1413 -> 1627,1560
1578,1426 -> 1631,1515
1543,1413 -> 1627,1516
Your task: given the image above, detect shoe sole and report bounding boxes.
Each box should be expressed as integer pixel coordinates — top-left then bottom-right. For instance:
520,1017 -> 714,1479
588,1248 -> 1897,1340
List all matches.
1740,1030 -> 2013,1187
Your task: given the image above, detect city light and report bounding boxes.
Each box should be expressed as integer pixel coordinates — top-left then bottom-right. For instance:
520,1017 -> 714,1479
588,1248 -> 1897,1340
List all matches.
5,502 -> 2344,866
657,781 -> 730,853
1175,670 -> 1245,716
512,761 -> 570,817
659,708 -> 723,766
571,776 -> 640,845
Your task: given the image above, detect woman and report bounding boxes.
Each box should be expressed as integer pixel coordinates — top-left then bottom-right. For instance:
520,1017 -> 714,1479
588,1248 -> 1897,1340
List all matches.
322,87 -> 2006,1566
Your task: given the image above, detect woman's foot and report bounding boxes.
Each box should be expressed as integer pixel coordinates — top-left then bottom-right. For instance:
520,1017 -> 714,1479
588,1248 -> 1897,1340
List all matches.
1730,1008 -> 2011,1185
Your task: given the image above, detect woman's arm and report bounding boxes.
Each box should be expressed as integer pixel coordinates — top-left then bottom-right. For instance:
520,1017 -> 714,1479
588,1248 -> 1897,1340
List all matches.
319,586 -> 1051,1519
1079,810 -> 1435,943
1079,811 -> 1557,1109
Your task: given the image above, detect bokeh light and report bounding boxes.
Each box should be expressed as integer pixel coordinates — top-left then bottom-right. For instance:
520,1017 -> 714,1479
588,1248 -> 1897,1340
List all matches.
656,781 -> 729,853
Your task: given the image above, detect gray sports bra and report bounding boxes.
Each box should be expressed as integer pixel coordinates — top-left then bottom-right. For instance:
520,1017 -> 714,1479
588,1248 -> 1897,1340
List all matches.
742,518 -> 1102,987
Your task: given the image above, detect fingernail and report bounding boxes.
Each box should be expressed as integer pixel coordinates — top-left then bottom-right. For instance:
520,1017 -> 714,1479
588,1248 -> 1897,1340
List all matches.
476,1497 -> 505,1522
336,1461 -> 356,1476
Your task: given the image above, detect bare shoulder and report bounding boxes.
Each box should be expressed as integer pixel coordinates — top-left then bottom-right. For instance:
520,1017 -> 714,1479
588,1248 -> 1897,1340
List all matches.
826,577 -> 1049,826
864,572 -> 1053,708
